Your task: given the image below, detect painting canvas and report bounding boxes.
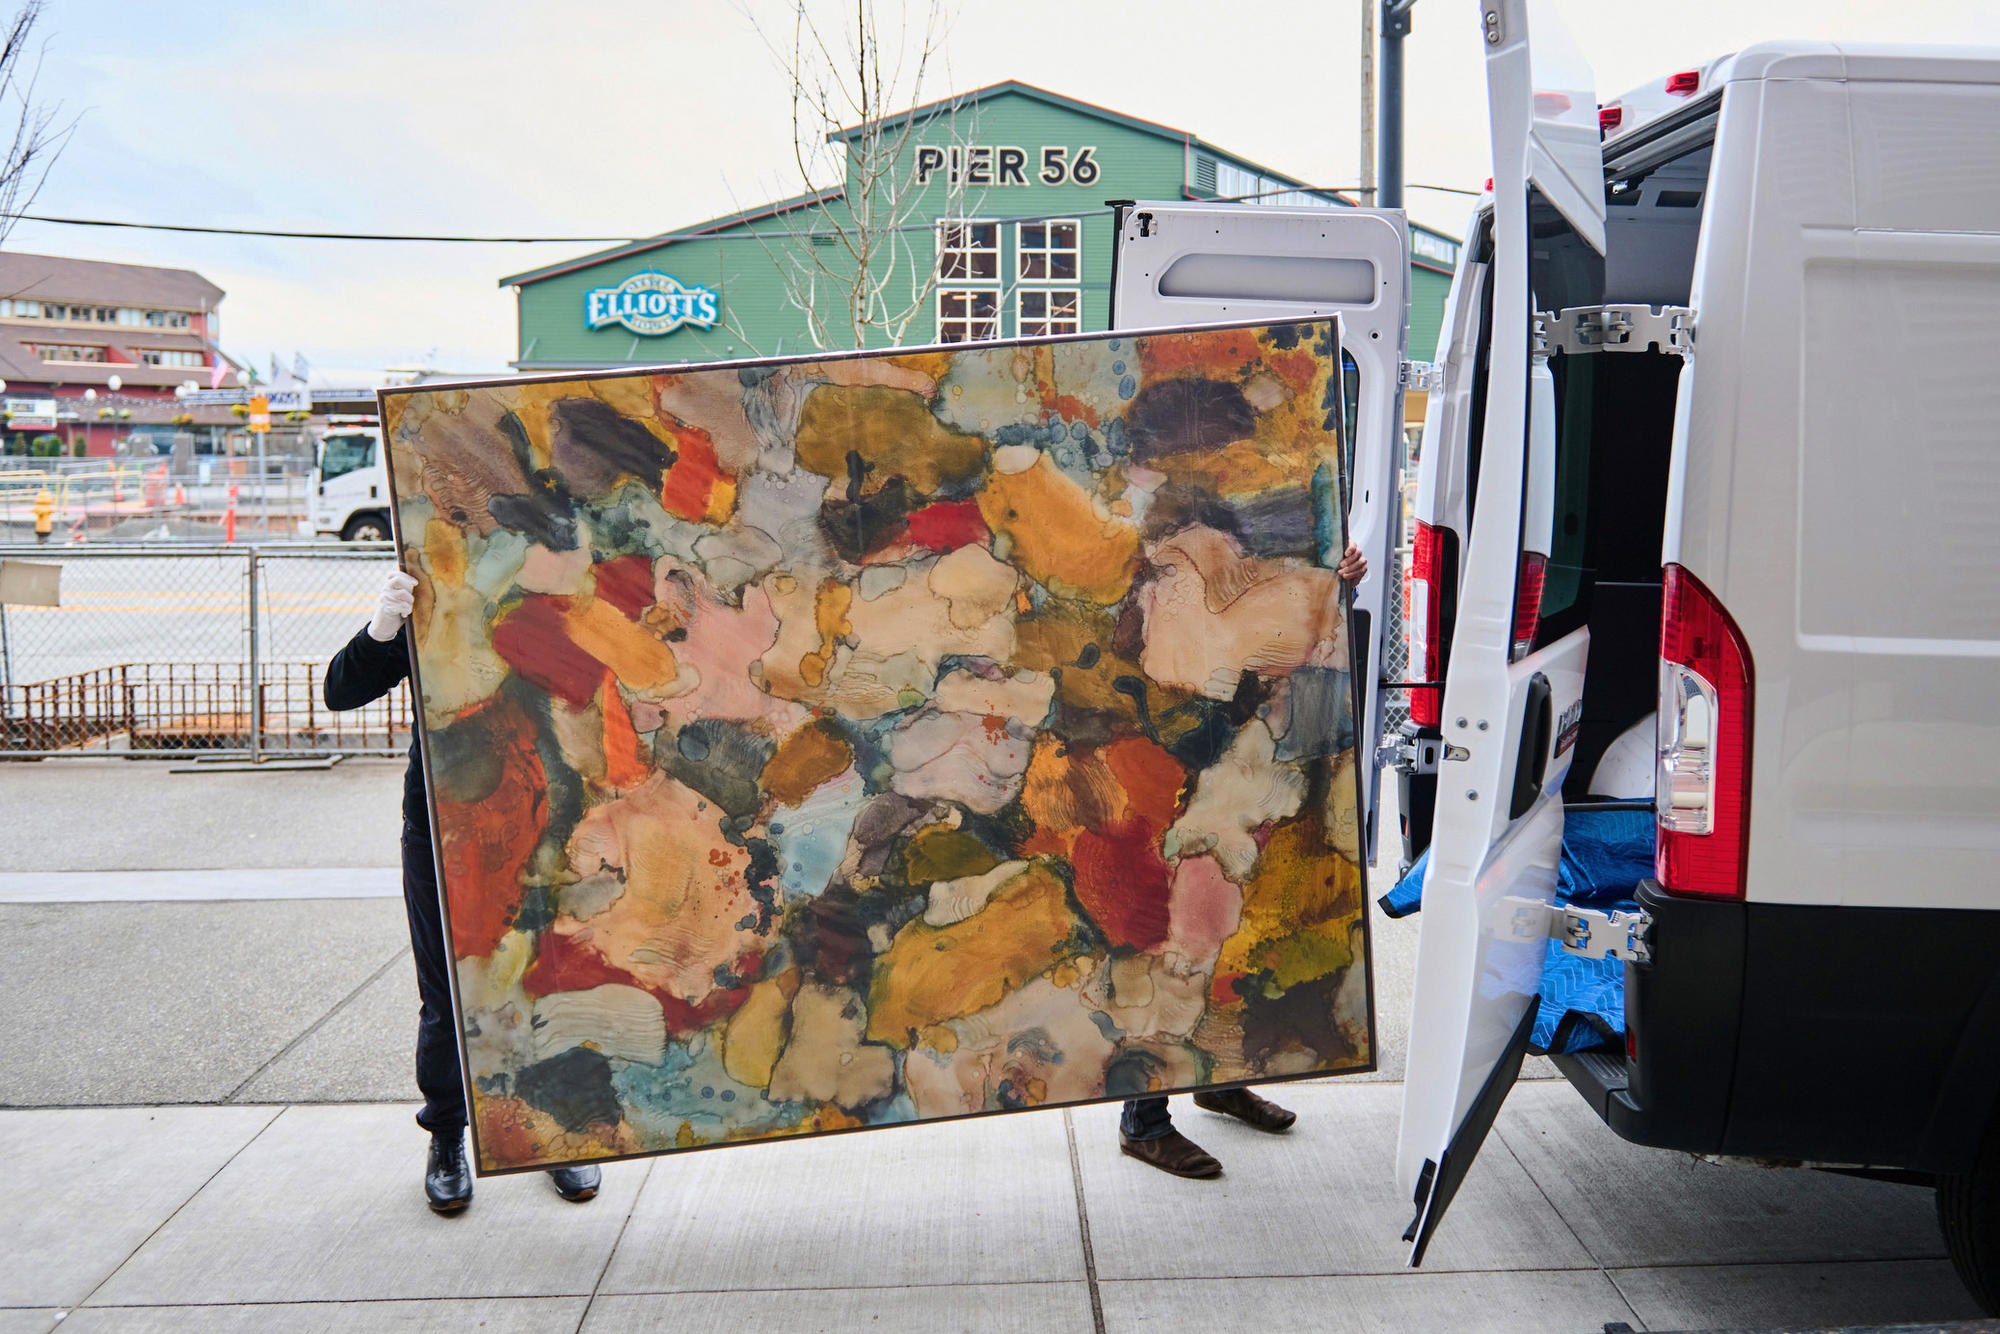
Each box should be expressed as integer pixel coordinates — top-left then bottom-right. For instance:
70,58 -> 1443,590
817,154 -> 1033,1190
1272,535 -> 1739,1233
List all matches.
381,319 -> 1374,1173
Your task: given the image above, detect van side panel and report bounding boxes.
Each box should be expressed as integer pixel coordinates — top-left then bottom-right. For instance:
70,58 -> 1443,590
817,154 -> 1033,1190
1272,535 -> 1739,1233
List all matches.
1678,74 -> 1856,908
1792,76 -> 2000,912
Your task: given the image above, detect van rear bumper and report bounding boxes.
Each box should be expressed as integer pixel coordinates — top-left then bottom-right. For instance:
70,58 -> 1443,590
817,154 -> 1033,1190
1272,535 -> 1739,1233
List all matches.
1553,880 -> 2000,1174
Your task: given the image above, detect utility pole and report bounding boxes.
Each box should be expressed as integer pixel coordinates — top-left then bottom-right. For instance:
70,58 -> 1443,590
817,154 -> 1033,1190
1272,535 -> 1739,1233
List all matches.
1379,0 -> 1416,210
1360,0 -> 1377,206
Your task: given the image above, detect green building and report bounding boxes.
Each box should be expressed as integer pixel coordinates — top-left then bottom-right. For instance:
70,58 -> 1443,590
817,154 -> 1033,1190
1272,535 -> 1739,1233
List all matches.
501,81 -> 1458,406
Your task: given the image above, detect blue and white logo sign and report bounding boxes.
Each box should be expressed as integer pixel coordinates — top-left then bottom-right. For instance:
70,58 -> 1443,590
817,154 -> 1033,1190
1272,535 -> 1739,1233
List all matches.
585,272 -> 719,336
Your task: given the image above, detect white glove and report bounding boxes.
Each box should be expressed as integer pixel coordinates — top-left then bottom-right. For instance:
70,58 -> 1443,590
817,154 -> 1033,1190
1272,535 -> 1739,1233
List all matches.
368,569 -> 417,642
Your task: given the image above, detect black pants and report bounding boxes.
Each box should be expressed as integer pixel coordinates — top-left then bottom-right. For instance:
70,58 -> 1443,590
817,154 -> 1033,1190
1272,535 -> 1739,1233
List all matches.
402,827 -> 467,1134
1121,1096 -> 1174,1141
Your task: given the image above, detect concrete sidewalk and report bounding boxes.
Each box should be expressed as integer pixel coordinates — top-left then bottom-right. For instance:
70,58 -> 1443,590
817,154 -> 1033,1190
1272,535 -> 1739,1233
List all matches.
0,763 -> 1981,1331
0,1082 -> 1977,1333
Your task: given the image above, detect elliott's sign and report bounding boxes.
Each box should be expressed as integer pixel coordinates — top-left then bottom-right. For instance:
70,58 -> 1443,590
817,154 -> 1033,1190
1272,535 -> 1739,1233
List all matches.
586,272 -> 720,336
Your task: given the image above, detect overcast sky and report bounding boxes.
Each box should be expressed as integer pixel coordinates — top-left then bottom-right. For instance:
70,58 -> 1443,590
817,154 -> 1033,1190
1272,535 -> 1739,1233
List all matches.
10,0 -> 1996,379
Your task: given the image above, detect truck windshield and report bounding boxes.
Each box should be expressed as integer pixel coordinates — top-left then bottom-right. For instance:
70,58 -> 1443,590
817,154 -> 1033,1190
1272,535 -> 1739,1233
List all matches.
318,433 -> 376,482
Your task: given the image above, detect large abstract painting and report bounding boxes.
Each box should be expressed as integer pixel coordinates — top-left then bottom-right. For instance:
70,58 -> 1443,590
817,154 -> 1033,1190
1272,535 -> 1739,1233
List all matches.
381,319 -> 1374,1173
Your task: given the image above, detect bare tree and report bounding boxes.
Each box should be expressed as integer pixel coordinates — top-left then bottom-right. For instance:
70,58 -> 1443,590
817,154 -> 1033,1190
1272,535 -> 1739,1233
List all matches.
736,0 -> 981,351
0,1 -> 70,250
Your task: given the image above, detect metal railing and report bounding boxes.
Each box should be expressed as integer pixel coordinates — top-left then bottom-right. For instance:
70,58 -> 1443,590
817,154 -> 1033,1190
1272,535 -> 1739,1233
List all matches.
0,463 -> 311,542
0,542 -> 409,758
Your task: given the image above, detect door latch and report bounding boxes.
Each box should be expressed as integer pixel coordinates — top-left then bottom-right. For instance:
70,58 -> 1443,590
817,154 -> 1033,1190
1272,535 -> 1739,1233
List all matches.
1538,305 -> 1694,358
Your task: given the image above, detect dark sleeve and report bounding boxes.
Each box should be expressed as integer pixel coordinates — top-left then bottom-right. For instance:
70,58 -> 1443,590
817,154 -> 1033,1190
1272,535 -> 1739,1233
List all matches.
324,623 -> 410,711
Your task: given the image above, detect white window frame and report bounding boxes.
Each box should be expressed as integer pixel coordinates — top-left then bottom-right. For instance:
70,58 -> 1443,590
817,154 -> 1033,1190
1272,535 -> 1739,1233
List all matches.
936,218 -> 1002,343
1013,217 -> 1083,339
1015,286 -> 1081,339
935,286 -> 1000,344
1016,217 -> 1080,285
935,218 -> 1001,285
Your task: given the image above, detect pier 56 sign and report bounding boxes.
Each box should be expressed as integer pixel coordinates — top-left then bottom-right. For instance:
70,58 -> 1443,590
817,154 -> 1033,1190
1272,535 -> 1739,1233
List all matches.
585,272 -> 719,336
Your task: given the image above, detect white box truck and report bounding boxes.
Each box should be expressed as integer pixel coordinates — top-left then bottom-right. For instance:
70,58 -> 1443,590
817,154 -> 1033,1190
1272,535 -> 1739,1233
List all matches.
308,418 -> 392,542
1111,0 -> 2000,1308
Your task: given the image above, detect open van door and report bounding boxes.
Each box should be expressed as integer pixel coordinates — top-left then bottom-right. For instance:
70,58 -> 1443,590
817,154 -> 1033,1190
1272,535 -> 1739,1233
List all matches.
1109,203 -> 1410,862
1393,0 -> 1605,1264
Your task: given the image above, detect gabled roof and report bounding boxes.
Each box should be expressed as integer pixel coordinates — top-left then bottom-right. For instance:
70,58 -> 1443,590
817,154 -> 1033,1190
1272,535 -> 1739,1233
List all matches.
0,252 -> 223,310
499,187 -> 844,288
828,79 -> 1194,147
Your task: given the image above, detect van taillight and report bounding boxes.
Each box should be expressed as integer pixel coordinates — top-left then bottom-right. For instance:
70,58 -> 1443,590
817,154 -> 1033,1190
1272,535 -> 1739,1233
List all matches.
1665,70 -> 1700,96
1406,520 -> 1445,727
1655,564 -> 1753,898
1511,552 -> 1546,660
1599,106 -> 1623,133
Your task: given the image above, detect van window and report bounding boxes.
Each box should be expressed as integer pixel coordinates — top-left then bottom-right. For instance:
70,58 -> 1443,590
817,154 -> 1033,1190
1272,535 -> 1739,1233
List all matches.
319,433 -> 376,482
1524,189 -> 1606,652
1342,348 -> 1360,491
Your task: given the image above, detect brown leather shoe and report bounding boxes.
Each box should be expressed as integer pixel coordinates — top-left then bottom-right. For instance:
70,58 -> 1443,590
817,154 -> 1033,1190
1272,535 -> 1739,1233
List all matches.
1119,1128 -> 1222,1178
1192,1086 -> 1298,1133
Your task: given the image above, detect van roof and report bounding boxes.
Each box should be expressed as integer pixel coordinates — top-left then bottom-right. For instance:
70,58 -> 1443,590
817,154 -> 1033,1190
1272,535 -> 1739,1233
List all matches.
1600,42 -> 2000,146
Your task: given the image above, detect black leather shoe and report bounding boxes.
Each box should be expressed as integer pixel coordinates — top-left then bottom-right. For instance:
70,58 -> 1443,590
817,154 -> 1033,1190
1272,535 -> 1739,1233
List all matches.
1119,1128 -> 1223,1178
548,1164 -> 601,1202
1192,1086 -> 1298,1132
425,1131 -> 472,1213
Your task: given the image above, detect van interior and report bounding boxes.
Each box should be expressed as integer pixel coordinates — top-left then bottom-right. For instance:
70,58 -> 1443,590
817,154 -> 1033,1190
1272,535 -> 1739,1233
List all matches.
1534,132 -> 1714,801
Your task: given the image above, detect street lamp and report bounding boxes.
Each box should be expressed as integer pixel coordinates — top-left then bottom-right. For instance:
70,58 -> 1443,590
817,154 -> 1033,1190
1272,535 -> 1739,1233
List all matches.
83,388 -> 96,402
107,375 -> 121,392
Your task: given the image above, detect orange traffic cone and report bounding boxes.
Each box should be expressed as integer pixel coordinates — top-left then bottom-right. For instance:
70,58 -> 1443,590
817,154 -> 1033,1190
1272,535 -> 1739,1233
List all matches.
173,483 -> 187,506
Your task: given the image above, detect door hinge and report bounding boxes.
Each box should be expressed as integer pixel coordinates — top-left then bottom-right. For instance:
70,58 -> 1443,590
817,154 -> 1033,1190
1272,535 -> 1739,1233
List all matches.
1558,905 -> 1654,963
1399,360 -> 1444,393
1538,305 -> 1693,358
1498,897 -> 1654,963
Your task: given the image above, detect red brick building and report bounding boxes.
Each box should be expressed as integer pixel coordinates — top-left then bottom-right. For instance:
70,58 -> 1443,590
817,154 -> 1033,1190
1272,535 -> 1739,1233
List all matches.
0,252 -> 245,456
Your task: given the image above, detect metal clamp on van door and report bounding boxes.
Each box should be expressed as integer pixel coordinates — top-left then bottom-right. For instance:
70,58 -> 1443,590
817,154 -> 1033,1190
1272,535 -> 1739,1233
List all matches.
1542,305 -> 1694,358
1558,905 -> 1654,963
1494,897 -> 1655,964
1399,360 -> 1445,393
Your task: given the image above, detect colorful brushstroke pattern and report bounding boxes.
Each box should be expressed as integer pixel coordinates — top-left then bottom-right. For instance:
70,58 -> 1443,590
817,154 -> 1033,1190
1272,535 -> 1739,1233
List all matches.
383,322 -> 1373,1172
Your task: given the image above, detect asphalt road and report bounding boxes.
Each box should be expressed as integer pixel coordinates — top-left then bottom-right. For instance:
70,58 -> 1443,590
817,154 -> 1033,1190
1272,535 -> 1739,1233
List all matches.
0,549 -> 393,684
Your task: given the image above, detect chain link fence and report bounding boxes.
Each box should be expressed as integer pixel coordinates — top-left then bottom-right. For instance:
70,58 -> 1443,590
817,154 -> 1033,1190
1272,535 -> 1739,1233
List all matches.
0,543 -> 409,758
1381,541 -> 1412,734
0,534 -> 1416,759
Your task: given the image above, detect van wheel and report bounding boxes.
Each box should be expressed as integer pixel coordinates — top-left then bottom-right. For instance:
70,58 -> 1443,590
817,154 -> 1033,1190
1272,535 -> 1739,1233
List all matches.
1939,1121 -> 2000,1314
341,512 -> 390,542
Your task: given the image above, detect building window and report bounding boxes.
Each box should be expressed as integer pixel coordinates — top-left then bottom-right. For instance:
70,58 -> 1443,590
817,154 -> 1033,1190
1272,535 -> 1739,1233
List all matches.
936,219 -> 999,342
139,348 -> 204,368
936,288 -> 999,343
936,220 -> 999,281
32,343 -> 107,363
0,299 -> 39,318
1017,288 -> 1080,338
1017,220 -> 1079,282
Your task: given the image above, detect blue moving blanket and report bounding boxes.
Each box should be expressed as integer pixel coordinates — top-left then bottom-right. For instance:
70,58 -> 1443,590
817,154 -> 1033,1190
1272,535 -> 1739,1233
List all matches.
1381,810 -> 1655,1055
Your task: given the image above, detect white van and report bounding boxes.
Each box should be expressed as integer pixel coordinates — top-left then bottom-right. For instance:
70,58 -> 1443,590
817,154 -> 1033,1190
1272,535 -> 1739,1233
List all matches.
308,418 -> 392,541
1111,0 -> 2000,1308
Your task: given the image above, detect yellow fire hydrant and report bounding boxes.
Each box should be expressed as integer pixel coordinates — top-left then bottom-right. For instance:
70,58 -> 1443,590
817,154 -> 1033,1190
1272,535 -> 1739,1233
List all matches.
32,486 -> 54,543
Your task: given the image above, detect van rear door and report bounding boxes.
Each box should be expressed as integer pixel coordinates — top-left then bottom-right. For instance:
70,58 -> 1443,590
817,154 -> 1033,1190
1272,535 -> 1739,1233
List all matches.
1393,0 -> 1605,1264
1109,203 -> 1410,860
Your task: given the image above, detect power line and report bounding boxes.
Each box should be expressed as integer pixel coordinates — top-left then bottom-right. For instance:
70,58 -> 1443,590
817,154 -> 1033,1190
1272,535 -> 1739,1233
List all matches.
0,184 -> 1480,245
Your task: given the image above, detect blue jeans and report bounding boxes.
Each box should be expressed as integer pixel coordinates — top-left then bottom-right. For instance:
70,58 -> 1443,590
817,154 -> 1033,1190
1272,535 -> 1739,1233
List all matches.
1120,1096 -> 1174,1141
